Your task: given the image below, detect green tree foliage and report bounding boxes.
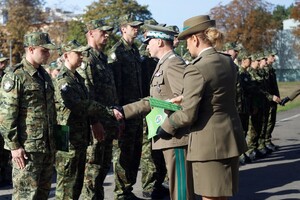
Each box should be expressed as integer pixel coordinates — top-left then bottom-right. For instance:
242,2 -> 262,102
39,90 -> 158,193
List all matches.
4,0 -> 45,63
210,0 -> 282,53
66,0 -> 152,52
290,2 -> 300,58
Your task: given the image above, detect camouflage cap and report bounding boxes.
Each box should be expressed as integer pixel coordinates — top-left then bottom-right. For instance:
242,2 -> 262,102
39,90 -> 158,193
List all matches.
256,52 -> 266,61
166,25 -> 180,36
85,19 -> 114,32
119,14 -> 143,26
24,32 -> 56,50
264,49 -> 277,56
223,42 -> 239,51
61,40 -> 90,53
237,51 -> 251,60
0,56 -> 9,62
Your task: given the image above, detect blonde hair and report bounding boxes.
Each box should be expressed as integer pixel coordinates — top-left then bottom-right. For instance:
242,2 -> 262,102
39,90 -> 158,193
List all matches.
196,27 -> 224,49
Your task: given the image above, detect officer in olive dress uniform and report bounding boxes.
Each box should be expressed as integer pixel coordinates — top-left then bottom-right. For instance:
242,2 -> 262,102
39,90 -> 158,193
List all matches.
118,24 -> 194,200
139,19 -> 168,199
107,14 -> 144,200
0,32 -> 57,200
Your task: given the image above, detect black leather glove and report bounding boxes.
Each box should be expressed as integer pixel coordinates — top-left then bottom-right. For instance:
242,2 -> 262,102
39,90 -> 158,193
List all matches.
112,105 -> 125,116
156,126 -> 172,140
280,97 -> 290,106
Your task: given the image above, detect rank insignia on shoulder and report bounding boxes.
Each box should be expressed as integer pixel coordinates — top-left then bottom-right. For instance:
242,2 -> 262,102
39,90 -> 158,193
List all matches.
61,83 -> 69,91
3,78 -> 14,92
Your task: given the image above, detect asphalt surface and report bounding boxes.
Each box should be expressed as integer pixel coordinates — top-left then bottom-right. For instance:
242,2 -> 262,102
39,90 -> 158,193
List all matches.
0,107 -> 300,200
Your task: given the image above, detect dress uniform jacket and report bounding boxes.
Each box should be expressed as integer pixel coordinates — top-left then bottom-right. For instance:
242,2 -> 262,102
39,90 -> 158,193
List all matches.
288,88 -> 300,101
0,58 -> 56,153
161,48 -> 247,161
123,50 -> 189,150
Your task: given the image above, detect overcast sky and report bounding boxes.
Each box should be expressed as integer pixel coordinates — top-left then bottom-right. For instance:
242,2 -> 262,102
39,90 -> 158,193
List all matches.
45,0 -> 296,28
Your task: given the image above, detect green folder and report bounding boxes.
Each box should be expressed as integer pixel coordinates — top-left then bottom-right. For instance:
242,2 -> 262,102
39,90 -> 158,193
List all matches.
148,97 -> 182,111
146,107 -> 167,139
54,125 -> 70,152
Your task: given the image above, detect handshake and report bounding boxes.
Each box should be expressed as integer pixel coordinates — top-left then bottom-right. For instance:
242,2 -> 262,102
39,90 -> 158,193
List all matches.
279,97 -> 290,106
112,106 -> 124,121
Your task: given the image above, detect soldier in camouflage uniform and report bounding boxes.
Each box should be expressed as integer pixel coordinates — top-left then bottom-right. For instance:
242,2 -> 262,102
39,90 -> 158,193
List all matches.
77,19 -> 120,200
0,56 -> 11,186
236,52 -> 254,164
54,40 -> 117,200
257,53 -> 280,156
139,19 -> 168,199
264,50 -> 280,151
246,54 -> 265,161
108,14 -> 144,200
0,32 -> 57,200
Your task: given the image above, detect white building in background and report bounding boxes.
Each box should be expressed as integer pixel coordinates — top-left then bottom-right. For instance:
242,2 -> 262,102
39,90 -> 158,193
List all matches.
283,19 -> 300,30
274,18 -> 300,81
0,6 -> 80,25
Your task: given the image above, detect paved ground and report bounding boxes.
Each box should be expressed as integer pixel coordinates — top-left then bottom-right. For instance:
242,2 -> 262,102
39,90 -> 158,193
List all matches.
1,107 -> 300,200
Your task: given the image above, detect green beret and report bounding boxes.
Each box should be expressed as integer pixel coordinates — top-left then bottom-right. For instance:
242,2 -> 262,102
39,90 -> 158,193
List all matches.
24,32 -> 56,50
119,14 -> 143,26
61,40 -> 90,53
85,19 -> 113,32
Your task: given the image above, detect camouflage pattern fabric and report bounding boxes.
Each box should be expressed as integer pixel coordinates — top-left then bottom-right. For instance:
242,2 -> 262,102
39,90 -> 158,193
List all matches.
0,58 -> 56,199
108,37 -> 144,199
55,149 -> 86,200
77,47 -> 119,200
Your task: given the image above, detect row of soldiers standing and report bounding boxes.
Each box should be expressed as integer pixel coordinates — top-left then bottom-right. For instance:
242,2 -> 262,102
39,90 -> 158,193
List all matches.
223,43 -> 281,164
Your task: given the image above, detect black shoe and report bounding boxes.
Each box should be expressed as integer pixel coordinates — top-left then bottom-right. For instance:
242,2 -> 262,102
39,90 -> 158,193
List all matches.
127,193 -> 145,200
162,181 -> 169,190
142,191 -> 152,199
151,186 -> 170,199
267,143 -> 279,151
256,148 -> 267,158
248,151 -> 256,161
239,154 -> 252,165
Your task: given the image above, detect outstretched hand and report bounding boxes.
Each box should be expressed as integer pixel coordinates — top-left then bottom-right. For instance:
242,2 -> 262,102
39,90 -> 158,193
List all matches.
113,106 -> 124,121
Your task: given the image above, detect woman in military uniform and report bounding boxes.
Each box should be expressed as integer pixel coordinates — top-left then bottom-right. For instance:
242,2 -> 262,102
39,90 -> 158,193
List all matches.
54,40 -> 120,200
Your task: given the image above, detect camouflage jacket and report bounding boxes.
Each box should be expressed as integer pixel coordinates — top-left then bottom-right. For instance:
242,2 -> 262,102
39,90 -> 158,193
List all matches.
236,66 -> 254,114
77,47 -> 119,128
265,64 -> 280,97
55,65 -> 114,149
108,37 -> 143,106
0,58 -> 56,153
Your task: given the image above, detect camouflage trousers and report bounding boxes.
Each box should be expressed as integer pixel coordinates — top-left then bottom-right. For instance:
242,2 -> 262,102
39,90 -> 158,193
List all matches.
258,100 -> 270,150
55,149 -> 86,200
246,109 -> 263,155
81,135 -> 114,200
265,103 -> 277,145
113,119 -> 143,200
141,119 -> 166,193
12,152 -> 54,200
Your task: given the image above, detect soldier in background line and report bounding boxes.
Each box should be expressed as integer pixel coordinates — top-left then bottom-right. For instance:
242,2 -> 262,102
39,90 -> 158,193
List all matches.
0,55 -> 12,187
264,50 -> 281,151
0,32 -> 57,200
77,19 -> 120,200
108,14 -> 144,200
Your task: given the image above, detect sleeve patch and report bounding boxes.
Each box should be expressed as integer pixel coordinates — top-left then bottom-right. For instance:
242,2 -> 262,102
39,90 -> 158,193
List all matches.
2,78 -> 15,92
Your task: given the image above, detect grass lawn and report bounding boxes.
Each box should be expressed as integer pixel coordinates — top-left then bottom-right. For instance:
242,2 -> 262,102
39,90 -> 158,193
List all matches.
277,81 -> 300,112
